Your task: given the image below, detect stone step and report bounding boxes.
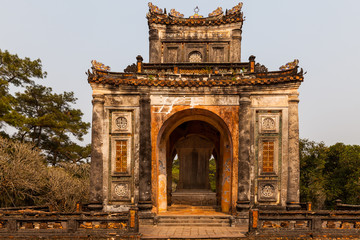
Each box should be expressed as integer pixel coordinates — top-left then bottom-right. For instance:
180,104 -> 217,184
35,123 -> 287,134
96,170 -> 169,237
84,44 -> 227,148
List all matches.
157,222 -> 231,227
168,205 -> 219,209
155,215 -> 232,227
158,216 -> 230,219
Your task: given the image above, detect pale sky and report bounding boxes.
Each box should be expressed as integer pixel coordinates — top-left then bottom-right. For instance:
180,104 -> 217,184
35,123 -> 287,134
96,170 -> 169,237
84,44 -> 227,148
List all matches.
1,0 -> 360,146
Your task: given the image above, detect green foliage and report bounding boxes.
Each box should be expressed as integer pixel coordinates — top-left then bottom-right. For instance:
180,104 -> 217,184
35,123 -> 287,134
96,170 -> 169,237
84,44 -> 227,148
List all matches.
0,49 -> 47,87
299,139 -> 327,209
209,158 -> 216,192
323,143 -> 360,208
0,49 -> 46,130
0,50 -> 90,165
300,139 -> 360,209
172,158 -> 179,191
10,84 -> 90,165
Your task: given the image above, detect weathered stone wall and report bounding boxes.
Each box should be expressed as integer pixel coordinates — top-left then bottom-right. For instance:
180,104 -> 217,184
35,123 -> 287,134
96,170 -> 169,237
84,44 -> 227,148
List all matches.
149,23 -> 242,63
0,208 -> 140,239
89,82 -> 301,213
249,209 -> 360,239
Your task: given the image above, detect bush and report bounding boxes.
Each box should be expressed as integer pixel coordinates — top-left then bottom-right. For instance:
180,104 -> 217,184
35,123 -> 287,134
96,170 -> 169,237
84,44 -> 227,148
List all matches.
0,137 -> 47,207
0,137 -> 89,211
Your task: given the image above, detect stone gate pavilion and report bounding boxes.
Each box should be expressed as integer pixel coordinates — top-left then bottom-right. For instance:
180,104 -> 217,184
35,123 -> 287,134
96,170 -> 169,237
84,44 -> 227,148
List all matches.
87,2 -> 304,224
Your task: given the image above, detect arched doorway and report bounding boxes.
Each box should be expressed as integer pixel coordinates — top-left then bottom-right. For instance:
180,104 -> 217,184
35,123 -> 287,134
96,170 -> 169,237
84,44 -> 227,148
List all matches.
156,109 -> 233,213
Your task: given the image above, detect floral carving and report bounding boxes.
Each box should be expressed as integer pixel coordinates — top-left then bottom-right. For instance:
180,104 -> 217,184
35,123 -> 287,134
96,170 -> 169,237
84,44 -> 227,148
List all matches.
170,9 -> 184,18
115,117 -> 128,130
114,184 -> 128,197
262,117 -> 275,131
279,59 -> 299,71
91,60 -> 110,71
261,184 -> 275,198
208,7 -> 223,17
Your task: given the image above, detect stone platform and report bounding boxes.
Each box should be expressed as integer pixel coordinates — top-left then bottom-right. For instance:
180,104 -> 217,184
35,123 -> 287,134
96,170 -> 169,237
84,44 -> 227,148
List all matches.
140,225 -> 247,239
172,189 -> 216,206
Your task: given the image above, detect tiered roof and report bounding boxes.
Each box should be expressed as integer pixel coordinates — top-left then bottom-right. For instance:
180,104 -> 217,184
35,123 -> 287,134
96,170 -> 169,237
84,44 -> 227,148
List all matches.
87,3 -> 304,88
87,59 -> 304,88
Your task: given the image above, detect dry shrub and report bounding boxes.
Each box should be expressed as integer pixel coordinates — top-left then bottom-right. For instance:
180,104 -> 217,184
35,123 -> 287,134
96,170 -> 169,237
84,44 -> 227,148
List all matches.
44,162 -> 89,212
0,137 -> 90,211
0,137 -> 47,207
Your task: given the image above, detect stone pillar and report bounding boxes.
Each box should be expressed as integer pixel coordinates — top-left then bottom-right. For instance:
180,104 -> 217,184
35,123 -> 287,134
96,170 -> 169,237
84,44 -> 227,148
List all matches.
149,29 -> 161,63
88,94 -> 105,211
230,29 -> 242,62
287,94 -> 301,210
138,94 -> 152,211
237,94 -> 251,211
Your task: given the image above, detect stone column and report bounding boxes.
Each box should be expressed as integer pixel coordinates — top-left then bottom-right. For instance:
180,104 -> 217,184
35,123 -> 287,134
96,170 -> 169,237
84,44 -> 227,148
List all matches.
149,29 -> 161,63
237,94 -> 251,211
230,29 -> 242,62
138,94 -> 152,211
88,94 -> 105,211
287,94 -> 301,210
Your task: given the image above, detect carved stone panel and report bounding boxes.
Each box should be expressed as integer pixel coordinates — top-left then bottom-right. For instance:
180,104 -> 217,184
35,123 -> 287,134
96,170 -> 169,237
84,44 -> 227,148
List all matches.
111,182 -> 130,201
258,114 -> 279,133
258,180 -> 278,202
111,112 -> 132,134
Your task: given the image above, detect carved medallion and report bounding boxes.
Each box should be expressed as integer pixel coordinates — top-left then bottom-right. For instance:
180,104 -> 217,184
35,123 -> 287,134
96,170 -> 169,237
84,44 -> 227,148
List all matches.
115,117 -> 128,130
262,117 -> 276,131
114,184 -> 128,197
261,184 -> 275,198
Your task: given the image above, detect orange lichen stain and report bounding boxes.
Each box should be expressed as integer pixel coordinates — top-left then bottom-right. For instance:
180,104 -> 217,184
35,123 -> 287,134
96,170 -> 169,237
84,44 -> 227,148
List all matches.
252,210 -> 258,228
151,105 -> 239,213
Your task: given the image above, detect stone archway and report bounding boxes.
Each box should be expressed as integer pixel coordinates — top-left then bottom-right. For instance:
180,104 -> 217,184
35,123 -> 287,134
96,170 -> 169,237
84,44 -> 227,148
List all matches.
156,109 -> 233,213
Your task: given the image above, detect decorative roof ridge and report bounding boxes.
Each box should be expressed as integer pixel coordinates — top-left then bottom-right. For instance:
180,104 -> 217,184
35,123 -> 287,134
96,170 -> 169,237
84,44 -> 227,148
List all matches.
87,64 -> 304,88
147,2 -> 244,26
88,74 -> 303,88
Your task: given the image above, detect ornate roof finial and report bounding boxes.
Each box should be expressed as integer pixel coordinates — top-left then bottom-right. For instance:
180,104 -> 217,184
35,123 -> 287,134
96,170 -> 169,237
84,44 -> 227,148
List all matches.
190,6 -> 203,18
279,59 -> 299,71
170,8 -> 184,18
208,7 -> 223,17
91,60 -> 110,71
194,6 -> 199,14
227,2 -> 243,15
148,2 -> 163,14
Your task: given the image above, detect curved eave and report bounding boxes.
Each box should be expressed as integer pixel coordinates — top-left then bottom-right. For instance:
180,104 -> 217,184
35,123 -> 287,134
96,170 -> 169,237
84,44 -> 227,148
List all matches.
88,72 -> 303,88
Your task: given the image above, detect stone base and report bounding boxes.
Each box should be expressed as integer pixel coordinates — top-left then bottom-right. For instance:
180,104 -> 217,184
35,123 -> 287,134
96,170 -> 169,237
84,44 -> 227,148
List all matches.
87,201 -> 103,211
286,202 -> 301,211
138,201 -> 152,211
172,189 -> 216,206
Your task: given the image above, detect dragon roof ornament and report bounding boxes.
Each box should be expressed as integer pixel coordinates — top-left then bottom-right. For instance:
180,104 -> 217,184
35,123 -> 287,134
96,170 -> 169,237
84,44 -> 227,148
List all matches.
91,60 -> 110,72
279,59 -> 299,71
208,7 -> 223,17
170,9 -> 184,18
227,2 -> 243,15
148,2 -> 163,14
